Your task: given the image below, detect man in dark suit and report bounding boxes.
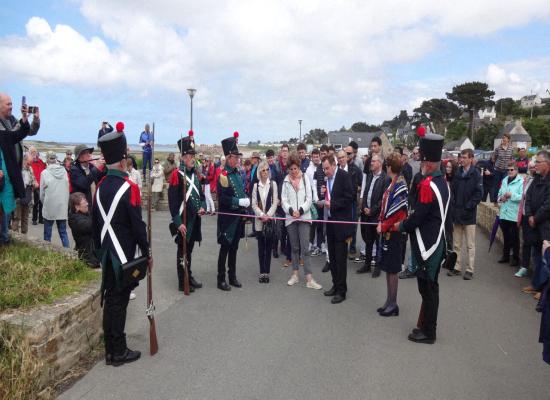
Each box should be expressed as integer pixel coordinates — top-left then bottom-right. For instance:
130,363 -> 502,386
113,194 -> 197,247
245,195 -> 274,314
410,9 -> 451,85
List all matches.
358,153 -> 391,276
322,155 -> 354,304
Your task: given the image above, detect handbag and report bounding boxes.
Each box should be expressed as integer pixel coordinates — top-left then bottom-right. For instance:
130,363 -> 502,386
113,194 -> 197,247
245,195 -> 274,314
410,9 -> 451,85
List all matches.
121,256 -> 148,287
257,181 -> 276,240
302,175 -> 318,220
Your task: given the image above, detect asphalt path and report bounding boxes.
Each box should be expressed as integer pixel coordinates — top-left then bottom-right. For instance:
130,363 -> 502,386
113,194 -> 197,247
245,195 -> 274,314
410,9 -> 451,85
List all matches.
27,213 -> 549,400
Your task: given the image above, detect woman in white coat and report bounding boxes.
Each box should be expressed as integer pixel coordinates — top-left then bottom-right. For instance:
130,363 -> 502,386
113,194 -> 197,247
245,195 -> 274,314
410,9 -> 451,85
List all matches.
281,153 -> 322,289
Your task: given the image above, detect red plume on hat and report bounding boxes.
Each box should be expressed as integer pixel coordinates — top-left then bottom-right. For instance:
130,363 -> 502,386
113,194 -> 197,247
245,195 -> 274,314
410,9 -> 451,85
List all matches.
233,131 -> 239,138
188,130 -> 194,137
416,125 -> 426,137
115,121 -> 125,132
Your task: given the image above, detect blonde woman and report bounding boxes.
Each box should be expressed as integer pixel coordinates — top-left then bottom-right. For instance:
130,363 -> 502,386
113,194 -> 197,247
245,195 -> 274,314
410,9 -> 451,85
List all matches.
251,161 -> 279,283
281,153 -> 322,290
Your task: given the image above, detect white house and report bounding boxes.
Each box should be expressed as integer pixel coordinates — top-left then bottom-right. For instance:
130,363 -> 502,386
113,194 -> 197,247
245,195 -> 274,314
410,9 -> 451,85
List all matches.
444,137 -> 474,151
520,95 -> 542,109
477,106 -> 496,120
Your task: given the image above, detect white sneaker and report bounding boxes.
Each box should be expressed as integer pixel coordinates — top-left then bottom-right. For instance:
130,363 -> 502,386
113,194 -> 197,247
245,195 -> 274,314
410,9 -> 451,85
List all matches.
306,279 -> 322,290
515,267 -> 528,278
287,274 -> 299,286
129,291 -> 137,300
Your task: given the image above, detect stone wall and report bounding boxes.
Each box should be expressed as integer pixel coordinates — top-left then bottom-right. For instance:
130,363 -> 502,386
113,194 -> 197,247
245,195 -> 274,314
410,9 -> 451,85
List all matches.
0,237 -> 102,392
476,202 -> 503,244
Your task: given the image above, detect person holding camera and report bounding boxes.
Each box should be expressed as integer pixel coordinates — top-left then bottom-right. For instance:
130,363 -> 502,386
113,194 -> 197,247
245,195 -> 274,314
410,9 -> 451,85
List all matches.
0,92 -> 40,245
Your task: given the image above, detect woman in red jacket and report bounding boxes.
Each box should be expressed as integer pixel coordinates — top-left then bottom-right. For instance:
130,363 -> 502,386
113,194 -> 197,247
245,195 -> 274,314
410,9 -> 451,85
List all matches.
29,147 -> 46,224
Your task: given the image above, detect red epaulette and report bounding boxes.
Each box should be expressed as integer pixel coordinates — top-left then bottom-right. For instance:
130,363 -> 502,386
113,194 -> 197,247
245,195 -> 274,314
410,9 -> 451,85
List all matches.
123,176 -> 142,207
169,169 -> 180,186
418,176 -> 434,204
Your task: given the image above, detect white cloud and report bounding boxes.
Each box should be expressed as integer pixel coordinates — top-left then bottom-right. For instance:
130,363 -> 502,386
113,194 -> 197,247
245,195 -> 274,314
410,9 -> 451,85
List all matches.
485,58 -> 550,99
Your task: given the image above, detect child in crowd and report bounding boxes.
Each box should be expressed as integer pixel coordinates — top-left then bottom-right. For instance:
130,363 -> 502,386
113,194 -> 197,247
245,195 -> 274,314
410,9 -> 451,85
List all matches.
11,153 -> 37,234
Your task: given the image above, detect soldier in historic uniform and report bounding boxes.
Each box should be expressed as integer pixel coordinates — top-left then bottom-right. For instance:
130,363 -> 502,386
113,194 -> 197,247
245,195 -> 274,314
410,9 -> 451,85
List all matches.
92,130 -> 151,366
216,132 -> 249,291
168,131 -> 205,292
397,133 -> 450,344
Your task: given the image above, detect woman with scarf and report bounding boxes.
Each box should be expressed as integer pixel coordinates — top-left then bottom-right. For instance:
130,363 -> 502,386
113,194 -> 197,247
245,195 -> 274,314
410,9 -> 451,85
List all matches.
376,153 -> 408,316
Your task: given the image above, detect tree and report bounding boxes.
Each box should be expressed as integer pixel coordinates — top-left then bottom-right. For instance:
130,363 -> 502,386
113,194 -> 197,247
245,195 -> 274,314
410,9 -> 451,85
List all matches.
495,98 -> 515,116
303,128 -> 328,144
446,81 -> 495,139
351,122 -> 379,132
523,118 -> 550,147
413,98 -> 461,133
474,123 -> 502,150
445,120 -> 468,141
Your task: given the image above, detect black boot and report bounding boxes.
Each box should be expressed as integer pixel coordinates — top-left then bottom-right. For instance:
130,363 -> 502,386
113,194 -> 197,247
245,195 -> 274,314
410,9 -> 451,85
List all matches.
372,266 -> 381,278
189,276 -> 203,289
322,262 -> 330,273
111,348 -> 141,367
357,263 -> 371,274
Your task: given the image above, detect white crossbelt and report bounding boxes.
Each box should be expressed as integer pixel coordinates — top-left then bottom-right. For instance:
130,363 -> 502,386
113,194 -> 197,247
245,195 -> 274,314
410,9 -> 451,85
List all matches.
97,182 -> 131,264
178,170 -> 200,215
415,181 -> 450,261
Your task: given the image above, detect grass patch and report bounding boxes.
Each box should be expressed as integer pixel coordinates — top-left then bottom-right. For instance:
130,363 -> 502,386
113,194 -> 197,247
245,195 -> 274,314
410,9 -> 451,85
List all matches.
0,323 -> 44,400
0,241 -> 99,312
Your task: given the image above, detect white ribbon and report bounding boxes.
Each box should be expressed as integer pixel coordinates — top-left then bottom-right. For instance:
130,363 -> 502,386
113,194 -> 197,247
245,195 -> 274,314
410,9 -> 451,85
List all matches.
178,170 -> 200,215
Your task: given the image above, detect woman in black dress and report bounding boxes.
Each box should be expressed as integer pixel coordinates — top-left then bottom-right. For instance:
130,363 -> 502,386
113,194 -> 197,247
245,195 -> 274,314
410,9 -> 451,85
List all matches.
376,153 -> 408,316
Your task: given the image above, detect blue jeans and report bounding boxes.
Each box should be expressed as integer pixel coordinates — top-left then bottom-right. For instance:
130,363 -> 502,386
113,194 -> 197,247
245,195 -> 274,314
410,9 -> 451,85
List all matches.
44,219 -> 70,248
142,152 -> 152,178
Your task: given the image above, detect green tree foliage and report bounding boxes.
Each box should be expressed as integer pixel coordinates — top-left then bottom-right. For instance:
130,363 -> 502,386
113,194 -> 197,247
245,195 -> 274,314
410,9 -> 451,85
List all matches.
446,82 -> 495,138
495,97 -> 518,116
445,120 -> 468,141
523,118 -> 550,147
351,122 -> 379,132
413,98 -> 461,133
473,123 -> 502,150
303,128 -> 328,144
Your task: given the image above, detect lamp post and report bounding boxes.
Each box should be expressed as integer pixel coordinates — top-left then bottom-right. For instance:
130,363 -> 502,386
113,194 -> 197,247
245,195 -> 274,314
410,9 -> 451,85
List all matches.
187,88 -> 196,131
298,119 -> 302,143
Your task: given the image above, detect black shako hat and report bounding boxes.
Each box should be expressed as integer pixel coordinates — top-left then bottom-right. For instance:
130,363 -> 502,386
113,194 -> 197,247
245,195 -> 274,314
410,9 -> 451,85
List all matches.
419,133 -> 444,163
98,131 -> 127,164
178,137 -> 196,155
221,131 -> 242,156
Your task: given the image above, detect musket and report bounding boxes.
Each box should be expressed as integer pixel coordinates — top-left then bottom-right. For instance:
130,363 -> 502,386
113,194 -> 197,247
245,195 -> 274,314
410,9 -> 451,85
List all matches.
181,134 -> 190,296
146,122 -> 159,355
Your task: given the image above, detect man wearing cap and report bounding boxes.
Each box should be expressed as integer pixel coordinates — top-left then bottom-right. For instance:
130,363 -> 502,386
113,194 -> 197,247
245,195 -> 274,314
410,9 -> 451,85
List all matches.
168,133 -> 205,292
92,131 -> 150,367
70,143 -> 105,205
397,133 -> 450,344
217,132 -> 248,291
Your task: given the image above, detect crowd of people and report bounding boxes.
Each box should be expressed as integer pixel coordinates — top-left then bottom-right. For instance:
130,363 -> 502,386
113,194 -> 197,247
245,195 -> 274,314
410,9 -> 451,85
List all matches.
1,90 -> 548,364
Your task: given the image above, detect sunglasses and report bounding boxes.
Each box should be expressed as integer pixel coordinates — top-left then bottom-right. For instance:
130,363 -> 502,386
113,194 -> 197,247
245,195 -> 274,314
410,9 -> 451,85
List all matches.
507,168 -> 516,171
260,168 -> 269,172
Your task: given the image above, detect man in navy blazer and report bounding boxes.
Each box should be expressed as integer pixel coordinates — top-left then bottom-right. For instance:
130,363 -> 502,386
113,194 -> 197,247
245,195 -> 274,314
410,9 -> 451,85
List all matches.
322,155 -> 354,304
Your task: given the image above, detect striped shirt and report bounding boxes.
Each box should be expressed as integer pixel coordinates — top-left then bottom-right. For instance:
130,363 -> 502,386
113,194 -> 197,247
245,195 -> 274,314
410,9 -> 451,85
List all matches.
494,145 -> 513,171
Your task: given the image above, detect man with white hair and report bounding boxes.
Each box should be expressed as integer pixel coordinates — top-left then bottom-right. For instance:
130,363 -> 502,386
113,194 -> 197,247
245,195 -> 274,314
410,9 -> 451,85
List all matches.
0,92 -> 40,244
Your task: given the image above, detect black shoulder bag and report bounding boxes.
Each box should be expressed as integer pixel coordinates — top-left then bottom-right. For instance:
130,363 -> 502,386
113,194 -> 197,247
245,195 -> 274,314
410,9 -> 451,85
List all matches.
257,182 -> 275,240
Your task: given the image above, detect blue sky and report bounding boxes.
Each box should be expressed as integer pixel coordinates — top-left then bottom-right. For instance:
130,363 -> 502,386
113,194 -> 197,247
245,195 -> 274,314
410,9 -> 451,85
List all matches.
1,0 -> 549,145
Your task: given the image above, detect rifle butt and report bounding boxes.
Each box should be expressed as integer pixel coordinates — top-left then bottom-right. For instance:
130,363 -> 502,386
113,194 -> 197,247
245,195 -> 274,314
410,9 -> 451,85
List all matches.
149,318 -> 159,355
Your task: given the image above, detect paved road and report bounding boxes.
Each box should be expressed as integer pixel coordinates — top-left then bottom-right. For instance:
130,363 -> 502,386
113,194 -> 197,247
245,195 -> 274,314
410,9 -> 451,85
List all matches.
28,213 -> 548,400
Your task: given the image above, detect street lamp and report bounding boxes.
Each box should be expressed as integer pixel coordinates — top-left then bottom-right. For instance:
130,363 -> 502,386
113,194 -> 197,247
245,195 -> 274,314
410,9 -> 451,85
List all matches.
187,88 -> 196,131
298,119 -> 302,143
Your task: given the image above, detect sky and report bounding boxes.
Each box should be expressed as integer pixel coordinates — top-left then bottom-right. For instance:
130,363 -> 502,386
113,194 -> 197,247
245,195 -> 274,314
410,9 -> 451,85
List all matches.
1,0 -> 549,145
